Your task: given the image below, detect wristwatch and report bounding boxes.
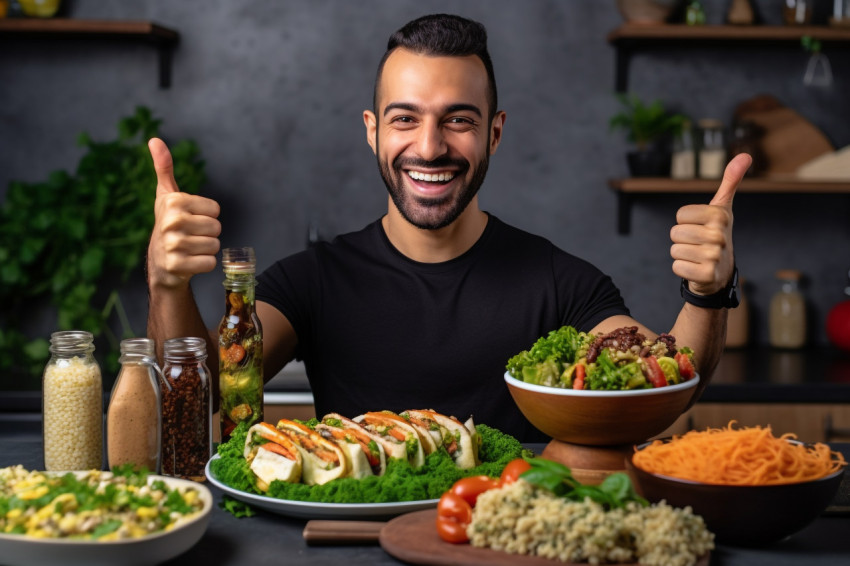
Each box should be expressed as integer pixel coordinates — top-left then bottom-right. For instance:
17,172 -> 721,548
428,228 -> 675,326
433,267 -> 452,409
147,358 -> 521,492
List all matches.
680,265 -> 740,309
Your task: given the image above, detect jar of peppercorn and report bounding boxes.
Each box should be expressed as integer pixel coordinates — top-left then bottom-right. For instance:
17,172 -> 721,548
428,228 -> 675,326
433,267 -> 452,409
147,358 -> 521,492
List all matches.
160,336 -> 212,481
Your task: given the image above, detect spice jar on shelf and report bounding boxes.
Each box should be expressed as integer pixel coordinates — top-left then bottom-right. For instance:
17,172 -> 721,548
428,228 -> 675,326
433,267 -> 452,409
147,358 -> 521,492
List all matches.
106,337 -> 162,472
783,0 -> 812,25
218,247 -> 264,443
697,119 -> 726,179
161,336 -> 212,481
769,270 -> 807,349
42,330 -> 103,471
671,119 -> 696,180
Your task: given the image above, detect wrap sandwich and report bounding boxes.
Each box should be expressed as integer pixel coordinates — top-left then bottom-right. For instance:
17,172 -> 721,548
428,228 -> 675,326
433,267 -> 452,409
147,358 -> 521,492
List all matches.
243,422 -> 303,490
353,411 -> 426,468
276,419 -> 349,485
401,409 -> 481,469
317,413 -> 387,478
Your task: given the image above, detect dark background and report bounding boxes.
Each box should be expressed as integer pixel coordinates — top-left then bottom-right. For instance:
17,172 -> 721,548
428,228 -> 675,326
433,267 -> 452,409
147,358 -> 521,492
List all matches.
1,0 -> 848,378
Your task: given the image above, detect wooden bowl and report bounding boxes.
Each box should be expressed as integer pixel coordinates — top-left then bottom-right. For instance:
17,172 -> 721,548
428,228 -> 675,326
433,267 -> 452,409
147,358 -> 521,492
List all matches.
626,442 -> 845,546
504,372 -> 699,446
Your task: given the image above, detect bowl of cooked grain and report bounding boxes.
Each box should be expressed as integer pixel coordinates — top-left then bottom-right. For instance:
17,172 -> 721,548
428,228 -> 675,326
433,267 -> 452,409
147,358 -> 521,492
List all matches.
504,371 -> 699,446
626,426 -> 848,546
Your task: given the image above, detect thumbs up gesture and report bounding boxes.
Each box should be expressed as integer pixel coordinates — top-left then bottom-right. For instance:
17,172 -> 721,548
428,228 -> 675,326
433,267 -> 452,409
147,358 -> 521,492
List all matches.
147,138 -> 222,290
670,153 -> 752,296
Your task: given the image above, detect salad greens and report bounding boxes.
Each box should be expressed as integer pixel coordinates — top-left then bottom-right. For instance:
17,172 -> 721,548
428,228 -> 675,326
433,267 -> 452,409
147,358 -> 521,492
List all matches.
506,325 -> 696,390
520,457 -> 648,510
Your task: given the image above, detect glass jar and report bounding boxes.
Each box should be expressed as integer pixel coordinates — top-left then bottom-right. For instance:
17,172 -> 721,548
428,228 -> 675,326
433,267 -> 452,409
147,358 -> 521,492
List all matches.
671,120 -> 696,180
106,338 -> 162,472
161,337 -> 212,481
783,0 -> 812,25
698,119 -> 726,179
218,247 -> 264,442
42,330 -> 103,471
728,121 -> 764,177
769,270 -> 807,349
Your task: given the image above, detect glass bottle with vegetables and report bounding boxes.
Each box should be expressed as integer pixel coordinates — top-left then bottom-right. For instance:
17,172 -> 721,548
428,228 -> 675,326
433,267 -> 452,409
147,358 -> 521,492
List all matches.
218,247 -> 264,441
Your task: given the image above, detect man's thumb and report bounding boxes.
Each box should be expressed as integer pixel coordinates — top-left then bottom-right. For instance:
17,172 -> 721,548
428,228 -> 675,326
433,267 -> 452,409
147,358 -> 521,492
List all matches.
149,137 -> 180,195
709,153 -> 752,207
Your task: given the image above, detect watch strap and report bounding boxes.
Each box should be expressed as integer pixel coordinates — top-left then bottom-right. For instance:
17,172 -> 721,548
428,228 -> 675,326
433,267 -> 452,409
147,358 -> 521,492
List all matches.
680,265 -> 740,309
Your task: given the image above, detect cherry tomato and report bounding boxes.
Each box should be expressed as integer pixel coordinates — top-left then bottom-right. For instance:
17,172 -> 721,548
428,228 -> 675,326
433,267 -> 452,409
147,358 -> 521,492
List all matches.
224,343 -> 246,364
436,492 -> 472,524
675,352 -> 696,381
436,516 -> 469,544
450,476 -> 500,507
644,355 -> 668,388
499,458 -> 532,485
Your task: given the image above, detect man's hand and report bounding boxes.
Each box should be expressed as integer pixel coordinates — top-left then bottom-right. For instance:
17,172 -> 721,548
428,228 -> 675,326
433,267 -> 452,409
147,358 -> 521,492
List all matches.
147,137 -> 222,290
670,153 -> 752,296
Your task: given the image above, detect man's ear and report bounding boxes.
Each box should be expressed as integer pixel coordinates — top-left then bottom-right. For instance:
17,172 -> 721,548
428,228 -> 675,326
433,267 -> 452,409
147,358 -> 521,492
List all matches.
489,111 -> 506,155
363,110 -> 377,155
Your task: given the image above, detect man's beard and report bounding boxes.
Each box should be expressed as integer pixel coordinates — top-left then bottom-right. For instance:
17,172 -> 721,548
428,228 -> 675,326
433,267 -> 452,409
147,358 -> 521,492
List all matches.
376,138 -> 490,230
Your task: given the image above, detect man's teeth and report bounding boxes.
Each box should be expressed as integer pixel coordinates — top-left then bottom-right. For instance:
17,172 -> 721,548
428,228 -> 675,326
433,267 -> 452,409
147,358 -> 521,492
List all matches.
408,171 -> 454,182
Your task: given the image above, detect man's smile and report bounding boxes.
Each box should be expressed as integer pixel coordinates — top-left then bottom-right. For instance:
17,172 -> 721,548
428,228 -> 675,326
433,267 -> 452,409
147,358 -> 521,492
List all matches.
406,170 -> 457,183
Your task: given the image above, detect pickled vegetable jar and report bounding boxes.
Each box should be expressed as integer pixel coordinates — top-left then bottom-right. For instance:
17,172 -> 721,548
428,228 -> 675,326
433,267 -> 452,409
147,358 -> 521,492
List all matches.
218,247 -> 264,441
42,330 -> 103,471
161,337 -> 212,481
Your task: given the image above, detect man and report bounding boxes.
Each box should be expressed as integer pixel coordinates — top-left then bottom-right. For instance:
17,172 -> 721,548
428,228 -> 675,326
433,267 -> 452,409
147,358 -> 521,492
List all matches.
147,14 -> 750,442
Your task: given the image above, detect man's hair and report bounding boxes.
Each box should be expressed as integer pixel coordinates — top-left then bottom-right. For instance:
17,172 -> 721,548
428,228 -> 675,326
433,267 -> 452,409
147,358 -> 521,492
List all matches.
373,14 -> 498,121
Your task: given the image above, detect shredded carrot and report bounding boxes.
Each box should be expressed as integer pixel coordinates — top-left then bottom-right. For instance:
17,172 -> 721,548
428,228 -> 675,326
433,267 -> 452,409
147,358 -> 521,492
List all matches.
633,421 -> 847,485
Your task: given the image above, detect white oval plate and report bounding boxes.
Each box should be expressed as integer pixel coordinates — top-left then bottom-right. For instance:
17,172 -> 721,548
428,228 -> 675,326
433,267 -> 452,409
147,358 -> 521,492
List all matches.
205,454 -> 438,520
0,473 -> 212,566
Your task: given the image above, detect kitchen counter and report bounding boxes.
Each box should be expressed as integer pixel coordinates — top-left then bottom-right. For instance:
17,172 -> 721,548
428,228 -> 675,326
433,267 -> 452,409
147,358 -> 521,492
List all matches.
1,433 -> 848,565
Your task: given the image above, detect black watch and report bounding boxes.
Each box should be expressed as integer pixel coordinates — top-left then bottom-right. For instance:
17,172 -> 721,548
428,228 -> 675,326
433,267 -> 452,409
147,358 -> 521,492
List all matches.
680,265 -> 740,309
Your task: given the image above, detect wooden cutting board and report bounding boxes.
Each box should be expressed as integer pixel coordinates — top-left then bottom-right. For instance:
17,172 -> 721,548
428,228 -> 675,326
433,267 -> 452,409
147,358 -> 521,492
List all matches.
734,94 -> 834,177
378,509 -> 710,566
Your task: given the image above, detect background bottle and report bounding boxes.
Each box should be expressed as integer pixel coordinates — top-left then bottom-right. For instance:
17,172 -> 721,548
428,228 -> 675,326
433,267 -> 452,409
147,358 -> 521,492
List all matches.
671,119 -> 696,180
769,269 -> 807,349
697,119 -> 726,179
161,336 -> 212,481
218,247 -> 264,442
42,330 -> 103,471
106,337 -> 162,472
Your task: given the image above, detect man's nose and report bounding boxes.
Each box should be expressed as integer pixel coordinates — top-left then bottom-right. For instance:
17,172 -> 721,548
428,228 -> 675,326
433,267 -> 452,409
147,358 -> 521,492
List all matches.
415,121 -> 448,162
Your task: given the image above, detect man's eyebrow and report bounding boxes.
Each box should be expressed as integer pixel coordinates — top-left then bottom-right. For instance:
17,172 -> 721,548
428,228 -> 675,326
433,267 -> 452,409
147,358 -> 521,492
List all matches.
383,102 -> 482,118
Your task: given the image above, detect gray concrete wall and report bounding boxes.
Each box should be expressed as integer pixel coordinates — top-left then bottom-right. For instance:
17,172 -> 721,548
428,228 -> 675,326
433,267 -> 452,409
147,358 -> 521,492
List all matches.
2,0 -> 849,356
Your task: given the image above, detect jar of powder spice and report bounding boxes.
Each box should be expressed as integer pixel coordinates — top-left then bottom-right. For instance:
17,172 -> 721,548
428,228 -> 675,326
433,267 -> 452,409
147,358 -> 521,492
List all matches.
106,338 -> 162,472
42,330 -> 103,471
160,337 -> 212,481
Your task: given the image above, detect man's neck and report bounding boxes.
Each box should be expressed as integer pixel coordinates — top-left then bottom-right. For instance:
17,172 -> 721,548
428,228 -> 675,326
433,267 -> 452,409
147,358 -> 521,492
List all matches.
381,200 -> 488,263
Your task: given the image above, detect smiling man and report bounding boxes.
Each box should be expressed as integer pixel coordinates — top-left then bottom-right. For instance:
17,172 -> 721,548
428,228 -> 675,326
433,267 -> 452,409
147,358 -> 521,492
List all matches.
146,14 -> 750,442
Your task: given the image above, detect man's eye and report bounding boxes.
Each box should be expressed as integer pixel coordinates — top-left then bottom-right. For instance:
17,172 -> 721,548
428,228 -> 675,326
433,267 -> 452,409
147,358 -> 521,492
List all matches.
448,117 -> 475,126
391,116 -> 414,123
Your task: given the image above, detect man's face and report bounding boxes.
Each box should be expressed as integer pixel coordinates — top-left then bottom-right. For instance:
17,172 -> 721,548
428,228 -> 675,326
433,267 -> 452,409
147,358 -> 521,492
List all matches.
365,49 -> 504,230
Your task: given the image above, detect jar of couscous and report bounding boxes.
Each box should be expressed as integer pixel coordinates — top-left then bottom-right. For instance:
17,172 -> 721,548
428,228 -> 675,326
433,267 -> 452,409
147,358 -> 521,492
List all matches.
161,337 -> 212,481
42,330 -> 103,471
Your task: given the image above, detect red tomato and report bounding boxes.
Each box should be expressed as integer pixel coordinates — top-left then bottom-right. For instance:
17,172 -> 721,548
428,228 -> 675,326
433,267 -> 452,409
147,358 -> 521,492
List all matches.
499,458 -> 532,485
450,476 -> 500,507
675,352 -> 696,381
436,516 -> 469,544
436,492 -> 472,524
644,356 -> 668,388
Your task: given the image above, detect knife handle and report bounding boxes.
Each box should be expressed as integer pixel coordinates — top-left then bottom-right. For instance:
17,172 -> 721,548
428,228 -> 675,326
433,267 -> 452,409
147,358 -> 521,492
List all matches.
302,520 -> 386,545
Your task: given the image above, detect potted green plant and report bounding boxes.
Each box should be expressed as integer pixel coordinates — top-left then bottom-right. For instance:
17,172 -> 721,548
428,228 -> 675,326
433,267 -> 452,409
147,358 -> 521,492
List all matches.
610,93 -> 687,177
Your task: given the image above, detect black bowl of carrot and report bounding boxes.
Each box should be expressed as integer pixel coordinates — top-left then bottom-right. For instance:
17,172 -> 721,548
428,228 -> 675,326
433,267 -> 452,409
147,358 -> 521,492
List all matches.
625,423 -> 847,546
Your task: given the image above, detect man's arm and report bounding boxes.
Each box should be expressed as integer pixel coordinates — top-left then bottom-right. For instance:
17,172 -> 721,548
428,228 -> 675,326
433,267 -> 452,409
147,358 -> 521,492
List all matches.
591,154 -> 752,403
146,137 -> 222,397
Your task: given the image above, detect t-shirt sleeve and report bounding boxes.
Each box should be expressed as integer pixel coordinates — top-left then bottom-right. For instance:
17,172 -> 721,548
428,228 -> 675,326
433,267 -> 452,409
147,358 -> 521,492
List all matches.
255,250 -> 316,356
553,250 -> 630,332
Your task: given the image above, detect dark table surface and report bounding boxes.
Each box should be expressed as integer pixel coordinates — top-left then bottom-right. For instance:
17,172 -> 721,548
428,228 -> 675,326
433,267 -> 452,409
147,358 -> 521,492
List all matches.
2,433 -> 849,565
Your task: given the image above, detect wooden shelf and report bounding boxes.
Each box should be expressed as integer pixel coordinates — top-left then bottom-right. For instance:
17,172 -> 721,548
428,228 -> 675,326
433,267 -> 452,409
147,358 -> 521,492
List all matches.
0,18 -> 180,87
608,178 -> 850,233
607,24 -> 850,91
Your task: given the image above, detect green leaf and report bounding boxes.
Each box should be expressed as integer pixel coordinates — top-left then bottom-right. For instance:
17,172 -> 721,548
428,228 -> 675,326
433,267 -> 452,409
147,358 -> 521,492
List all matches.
79,247 -> 106,281
22,338 -> 49,362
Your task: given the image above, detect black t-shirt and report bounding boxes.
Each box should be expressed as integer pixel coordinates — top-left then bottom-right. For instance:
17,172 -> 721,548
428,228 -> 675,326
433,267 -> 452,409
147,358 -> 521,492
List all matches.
256,214 -> 629,442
